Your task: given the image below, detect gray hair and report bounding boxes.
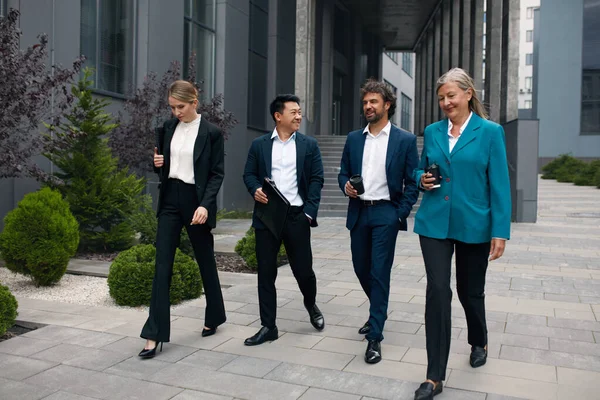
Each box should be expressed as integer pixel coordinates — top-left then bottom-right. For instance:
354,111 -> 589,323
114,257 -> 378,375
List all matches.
436,68 -> 488,120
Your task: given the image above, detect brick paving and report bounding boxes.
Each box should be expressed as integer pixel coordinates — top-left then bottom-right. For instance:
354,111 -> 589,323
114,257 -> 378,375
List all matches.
1,177 -> 599,400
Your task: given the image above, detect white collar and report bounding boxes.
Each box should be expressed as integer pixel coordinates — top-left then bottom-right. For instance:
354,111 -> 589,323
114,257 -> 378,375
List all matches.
448,111 -> 473,135
271,128 -> 296,142
363,121 -> 392,136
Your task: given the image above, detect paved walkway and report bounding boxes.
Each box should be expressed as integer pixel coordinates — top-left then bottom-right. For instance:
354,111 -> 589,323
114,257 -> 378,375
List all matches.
1,177 -> 599,400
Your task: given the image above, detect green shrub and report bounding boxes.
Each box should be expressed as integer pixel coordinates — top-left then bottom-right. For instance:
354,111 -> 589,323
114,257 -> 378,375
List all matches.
595,163 -> 600,189
541,154 -> 573,179
555,158 -> 591,183
129,195 -> 194,258
217,209 -> 253,220
234,227 -> 286,270
44,69 -> 145,252
0,284 -> 18,336
107,244 -> 202,306
0,188 -> 79,286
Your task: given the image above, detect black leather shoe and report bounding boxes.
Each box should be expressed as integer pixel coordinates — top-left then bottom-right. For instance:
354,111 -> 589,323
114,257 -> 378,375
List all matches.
138,341 -> 162,358
244,326 -> 279,346
306,304 -> 325,331
470,346 -> 487,368
364,339 -> 382,364
202,327 -> 217,337
414,381 -> 443,400
358,321 -> 371,335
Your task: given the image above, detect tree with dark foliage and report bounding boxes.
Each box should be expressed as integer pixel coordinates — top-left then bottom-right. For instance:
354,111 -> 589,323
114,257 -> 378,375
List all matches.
0,9 -> 84,181
109,57 -> 237,177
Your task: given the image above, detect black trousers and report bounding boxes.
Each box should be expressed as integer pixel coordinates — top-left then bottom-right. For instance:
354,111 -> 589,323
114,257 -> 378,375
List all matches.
419,235 -> 490,382
141,179 -> 226,342
255,206 -> 317,329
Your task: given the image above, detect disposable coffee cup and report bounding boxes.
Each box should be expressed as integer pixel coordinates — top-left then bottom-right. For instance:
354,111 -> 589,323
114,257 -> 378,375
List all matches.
349,175 -> 365,195
426,163 -> 441,189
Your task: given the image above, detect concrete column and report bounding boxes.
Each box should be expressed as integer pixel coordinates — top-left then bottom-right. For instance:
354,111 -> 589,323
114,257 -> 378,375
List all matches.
433,12 -> 442,120
425,28 -> 434,129
442,0 -> 451,74
415,44 -> 423,134
500,0 -> 520,123
460,0 -> 472,69
485,0 -> 502,122
471,0 -> 484,93
295,0 -> 316,133
319,1 -> 333,135
451,0 -> 461,68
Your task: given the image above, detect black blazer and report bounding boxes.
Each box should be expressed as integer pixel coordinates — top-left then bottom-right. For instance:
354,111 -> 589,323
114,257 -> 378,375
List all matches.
243,132 -> 324,228
156,117 -> 225,229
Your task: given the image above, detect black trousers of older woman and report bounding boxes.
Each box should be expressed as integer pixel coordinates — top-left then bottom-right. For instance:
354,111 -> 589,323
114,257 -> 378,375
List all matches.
141,179 -> 226,342
419,235 -> 490,382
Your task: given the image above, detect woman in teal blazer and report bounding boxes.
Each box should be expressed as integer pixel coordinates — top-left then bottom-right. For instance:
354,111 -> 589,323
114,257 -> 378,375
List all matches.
412,68 -> 511,400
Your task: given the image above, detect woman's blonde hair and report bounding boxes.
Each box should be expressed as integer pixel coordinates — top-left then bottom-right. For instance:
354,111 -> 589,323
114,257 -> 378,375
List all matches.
168,80 -> 198,103
436,68 -> 488,119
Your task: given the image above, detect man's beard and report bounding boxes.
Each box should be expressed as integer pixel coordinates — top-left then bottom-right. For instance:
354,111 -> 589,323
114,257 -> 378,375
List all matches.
366,110 -> 384,124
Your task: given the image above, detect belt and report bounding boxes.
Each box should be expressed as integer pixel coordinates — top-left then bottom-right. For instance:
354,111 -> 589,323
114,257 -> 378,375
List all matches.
360,199 -> 390,207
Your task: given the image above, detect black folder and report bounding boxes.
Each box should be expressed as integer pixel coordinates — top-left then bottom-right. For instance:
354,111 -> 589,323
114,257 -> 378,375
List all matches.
155,126 -> 165,182
255,177 -> 290,239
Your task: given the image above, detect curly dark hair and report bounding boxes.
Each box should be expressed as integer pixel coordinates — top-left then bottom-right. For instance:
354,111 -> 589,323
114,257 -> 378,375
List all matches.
360,79 -> 397,119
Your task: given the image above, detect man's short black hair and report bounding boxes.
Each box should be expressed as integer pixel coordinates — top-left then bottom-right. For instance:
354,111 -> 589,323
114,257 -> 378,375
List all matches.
270,94 -> 301,122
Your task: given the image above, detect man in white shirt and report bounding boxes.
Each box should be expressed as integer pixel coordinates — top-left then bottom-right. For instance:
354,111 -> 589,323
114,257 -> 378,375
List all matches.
338,80 -> 419,364
243,94 -> 325,346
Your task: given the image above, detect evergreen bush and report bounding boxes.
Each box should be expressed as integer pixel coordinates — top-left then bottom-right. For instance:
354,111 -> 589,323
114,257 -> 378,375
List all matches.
107,244 -> 202,307
0,188 -> 79,286
554,158 -> 589,183
234,228 -> 286,270
0,284 -> 18,336
44,69 -> 145,252
541,154 -> 572,179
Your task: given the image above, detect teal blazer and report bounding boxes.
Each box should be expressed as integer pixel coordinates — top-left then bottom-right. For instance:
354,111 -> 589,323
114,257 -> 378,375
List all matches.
413,113 -> 511,243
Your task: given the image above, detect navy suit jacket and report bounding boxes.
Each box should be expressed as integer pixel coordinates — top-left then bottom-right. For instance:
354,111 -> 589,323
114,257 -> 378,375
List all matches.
243,132 -> 324,229
337,125 -> 420,231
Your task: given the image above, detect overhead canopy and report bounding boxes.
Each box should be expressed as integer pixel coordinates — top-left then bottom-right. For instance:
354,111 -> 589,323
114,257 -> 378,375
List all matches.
341,0 -> 441,51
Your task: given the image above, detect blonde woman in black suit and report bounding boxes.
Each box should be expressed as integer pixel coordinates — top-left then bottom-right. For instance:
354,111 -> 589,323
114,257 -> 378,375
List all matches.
139,80 -> 227,358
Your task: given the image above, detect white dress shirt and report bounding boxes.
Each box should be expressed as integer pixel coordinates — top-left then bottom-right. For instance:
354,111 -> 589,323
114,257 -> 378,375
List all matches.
448,111 -> 473,152
360,121 -> 392,201
271,129 -> 303,207
169,115 -> 201,184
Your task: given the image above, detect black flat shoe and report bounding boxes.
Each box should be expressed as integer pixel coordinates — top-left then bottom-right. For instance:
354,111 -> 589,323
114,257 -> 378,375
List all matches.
306,304 -> 325,331
364,339 -> 382,364
244,326 -> 279,346
202,327 -> 217,337
470,345 -> 487,368
414,381 -> 443,400
358,321 -> 371,335
138,341 -> 162,359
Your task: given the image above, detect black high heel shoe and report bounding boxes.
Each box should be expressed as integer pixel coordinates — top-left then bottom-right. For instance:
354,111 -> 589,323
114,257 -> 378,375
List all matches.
138,341 -> 162,358
202,327 -> 217,337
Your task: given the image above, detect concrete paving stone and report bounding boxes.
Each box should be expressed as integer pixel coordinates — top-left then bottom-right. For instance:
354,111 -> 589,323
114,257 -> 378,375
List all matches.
213,338 -> 354,370
556,384 -> 599,400
327,295 -> 367,307
74,318 -> 136,332
429,387 -> 487,400
17,310 -> 95,327
105,322 -> 147,337
313,337 -> 408,361
222,311 -> 260,326
506,313 -> 548,326
150,363 -> 307,400
505,322 -> 595,342
31,343 -> 130,371
275,332 -> 324,348
554,308 -> 597,321
60,329 -> 124,348
500,345 -> 600,372
23,365 -> 98,396
264,363 -> 417,400
416,324 -> 461,339
485,395 -> 531,400
0,377 -> 55,400
544,293 -> 581,303
23,326 -> 86,342
556,366 -> 600,388
0,337 -> 59,357
445,369 -> 557,400
177,349 -> 237,370
170,390 -> 234,400
343,356 -> 426,383
549,338 -> 600,357
490,332 -> 549,350
168,328 -> 233,350
101,337 -> 198,362
218,355 -> 281,378
0,354 -> 58,380
103,356 -> 172,379
387,310 -> 424,324
41,392 -> 98,400
340,315 -> 421,334
298,387 -> 360,400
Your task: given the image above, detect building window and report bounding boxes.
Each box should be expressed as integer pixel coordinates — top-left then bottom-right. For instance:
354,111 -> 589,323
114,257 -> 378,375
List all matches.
581,0 -> 600,134
526,7 -> 534,19
385,51 -> 398,64
525,53 -> 533,65
384,80 -> 397,96
247,0 -> 269,130
80,0 -> 135,96
524,100 -> 532,109
400,93 -> 412,132
184,0 -> 216,101
525,77 -> 532,90
402,53 -> 413,77
526,30 -> 533,42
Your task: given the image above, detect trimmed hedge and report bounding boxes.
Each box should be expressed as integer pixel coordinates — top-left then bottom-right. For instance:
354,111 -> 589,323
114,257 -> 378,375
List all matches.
107,244 -> 202,307
542,155 -> 600,188
0,188 -> 79,286
0,284 -> 18,336
234,227 -> 286,270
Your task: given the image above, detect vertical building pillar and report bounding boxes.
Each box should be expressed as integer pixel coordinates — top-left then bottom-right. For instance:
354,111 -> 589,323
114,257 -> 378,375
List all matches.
485,0 -> 502,122
425,29 -> 434,129
471,0 -> 484,92
415,44 -> 423,135
460,0 -> 472,70
442,0 -> 451,75
500,0 -> 520,123
451,0 -> 461,68
295,0 -> 316,132
433,12 -> 442,120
